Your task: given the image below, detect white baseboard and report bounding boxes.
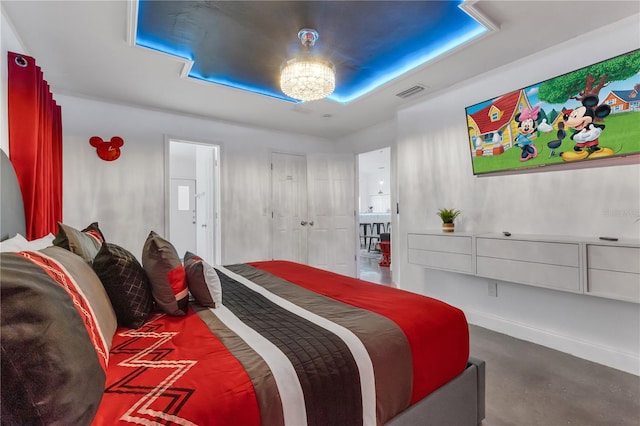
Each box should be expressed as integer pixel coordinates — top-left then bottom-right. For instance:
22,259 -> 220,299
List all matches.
465,309 -> 640,376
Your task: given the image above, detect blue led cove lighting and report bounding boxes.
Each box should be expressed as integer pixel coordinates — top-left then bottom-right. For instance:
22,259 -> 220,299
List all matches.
134,0 -> 488,103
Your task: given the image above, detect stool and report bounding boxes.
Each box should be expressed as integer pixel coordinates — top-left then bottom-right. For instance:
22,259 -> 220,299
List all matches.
359,223 -> 371,248
379,241 -> 391,267
379,233 -> 391,267
368,222 -> 385,252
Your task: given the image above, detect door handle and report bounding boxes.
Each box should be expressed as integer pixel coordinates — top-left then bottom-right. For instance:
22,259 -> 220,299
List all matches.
201,224 -> 207,228
300,221 -> 308,226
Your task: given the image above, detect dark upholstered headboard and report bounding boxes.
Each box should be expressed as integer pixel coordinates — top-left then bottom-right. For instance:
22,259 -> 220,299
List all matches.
0,149 -> 26,240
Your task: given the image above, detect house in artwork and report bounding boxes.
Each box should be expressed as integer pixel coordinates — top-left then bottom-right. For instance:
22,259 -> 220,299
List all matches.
466,89 -> 533,156
602,86 -> 640,113
544,109 -> 568,132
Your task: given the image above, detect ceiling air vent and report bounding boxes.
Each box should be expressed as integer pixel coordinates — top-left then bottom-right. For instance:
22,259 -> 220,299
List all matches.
395,85 -> 426,99
291,105 -> 313,115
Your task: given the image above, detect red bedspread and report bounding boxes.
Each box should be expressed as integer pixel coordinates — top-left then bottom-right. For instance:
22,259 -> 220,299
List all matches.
249,261 -> 470,404
94,261 -> 469,425
93,311 -> 261,426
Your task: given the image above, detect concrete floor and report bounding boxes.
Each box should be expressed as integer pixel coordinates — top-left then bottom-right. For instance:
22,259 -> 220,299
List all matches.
471,325 -> 640,426
360,258 -> 640,426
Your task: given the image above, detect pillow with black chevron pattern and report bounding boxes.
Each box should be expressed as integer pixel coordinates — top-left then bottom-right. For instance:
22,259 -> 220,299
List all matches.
93,242 -> 154,328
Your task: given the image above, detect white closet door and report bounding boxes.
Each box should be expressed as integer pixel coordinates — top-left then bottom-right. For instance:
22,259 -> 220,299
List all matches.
271,152 -> 308,264
307,154 -> 357,277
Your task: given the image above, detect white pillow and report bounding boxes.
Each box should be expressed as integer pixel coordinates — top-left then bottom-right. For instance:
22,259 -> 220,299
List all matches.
0,233 -> 30,252
28,233 -> 55,250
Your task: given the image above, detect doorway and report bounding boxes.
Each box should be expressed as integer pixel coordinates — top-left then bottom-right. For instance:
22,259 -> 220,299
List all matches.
167,139 -> 221,265
357,147 -> 391,284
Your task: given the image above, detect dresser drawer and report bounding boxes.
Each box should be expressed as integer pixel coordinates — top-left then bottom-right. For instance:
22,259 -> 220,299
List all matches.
587,270 -> 639,303
408,233 -> 472,254
586,244 -> 640,303
476,238 -> 579,267
476,256 -> 580,292
587,245 -> 640,274
408,249 -> 473,273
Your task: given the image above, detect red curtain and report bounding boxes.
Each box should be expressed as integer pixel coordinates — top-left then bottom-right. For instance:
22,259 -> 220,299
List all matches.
8,51 -> 62,240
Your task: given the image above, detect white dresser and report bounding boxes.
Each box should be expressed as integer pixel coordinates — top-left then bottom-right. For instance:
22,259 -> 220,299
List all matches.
408,231 -> 639,303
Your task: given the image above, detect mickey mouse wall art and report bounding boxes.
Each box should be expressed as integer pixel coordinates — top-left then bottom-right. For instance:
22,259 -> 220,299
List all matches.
89,136 -> 124,161
464,49 -> 640,175
559,95 -> 613,162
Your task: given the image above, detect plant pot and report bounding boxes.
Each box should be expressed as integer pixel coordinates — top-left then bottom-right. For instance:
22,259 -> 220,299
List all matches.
442,223 -> 454,233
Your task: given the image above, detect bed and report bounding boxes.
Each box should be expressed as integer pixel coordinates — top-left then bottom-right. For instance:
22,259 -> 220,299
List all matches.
0,149 -> 485,426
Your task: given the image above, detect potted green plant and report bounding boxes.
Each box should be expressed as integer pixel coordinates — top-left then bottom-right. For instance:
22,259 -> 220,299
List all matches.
437,208 -> 461,233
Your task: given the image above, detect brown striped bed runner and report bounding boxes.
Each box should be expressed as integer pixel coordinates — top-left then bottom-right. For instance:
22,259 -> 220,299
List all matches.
194,264 -> 413,426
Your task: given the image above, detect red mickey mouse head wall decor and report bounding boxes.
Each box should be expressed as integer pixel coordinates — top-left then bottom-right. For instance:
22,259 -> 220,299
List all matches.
89,136 -> 124,161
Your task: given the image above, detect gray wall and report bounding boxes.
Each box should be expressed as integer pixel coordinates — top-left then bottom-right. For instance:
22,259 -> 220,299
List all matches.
394,15 -> 640,374
57,94 -> 336,263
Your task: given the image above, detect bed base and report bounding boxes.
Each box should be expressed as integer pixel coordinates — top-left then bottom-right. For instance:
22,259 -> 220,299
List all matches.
386,357 -> 485,426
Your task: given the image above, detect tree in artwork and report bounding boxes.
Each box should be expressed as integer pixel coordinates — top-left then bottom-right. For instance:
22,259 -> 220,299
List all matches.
537,50 -> 640,105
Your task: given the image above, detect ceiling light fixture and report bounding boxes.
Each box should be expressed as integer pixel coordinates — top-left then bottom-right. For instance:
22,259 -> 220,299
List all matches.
280,29 -> 335,102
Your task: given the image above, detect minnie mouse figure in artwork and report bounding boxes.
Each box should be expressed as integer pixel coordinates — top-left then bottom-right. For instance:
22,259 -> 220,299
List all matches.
514,106 -> 540,162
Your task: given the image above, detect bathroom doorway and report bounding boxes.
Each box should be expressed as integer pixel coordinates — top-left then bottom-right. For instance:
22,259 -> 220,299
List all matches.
167,139 -> 221,265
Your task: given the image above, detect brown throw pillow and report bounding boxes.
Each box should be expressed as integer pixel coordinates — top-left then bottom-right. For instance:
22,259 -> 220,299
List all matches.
81,222 -> 106,243
184,251 -> 222,308
141,231 -> 188,316
93,242 -> 154,329
53,221 -> 105,262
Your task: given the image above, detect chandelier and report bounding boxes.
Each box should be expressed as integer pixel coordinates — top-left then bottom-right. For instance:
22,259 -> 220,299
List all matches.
280,29 -> 335,102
